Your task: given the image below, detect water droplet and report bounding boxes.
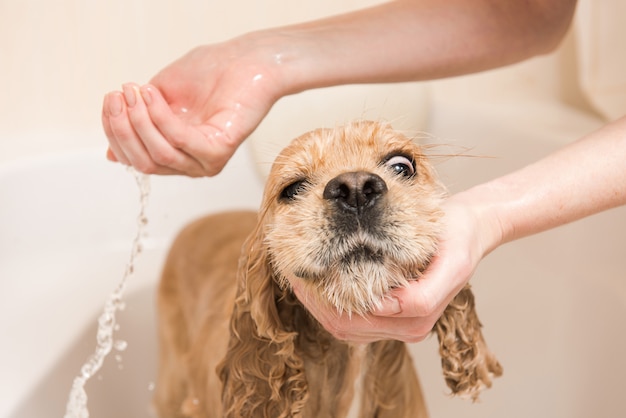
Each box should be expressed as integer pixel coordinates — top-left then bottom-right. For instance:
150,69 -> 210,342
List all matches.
114,340 -> 128,351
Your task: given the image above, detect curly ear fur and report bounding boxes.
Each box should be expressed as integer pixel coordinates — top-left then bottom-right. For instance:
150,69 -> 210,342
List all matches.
217,210 -> 309,418
434,285 -> 503,401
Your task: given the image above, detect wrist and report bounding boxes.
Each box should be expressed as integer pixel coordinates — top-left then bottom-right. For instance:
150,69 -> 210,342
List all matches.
238,24 -> 338,97
447,183 -> 510,259
218,30 -> 302,107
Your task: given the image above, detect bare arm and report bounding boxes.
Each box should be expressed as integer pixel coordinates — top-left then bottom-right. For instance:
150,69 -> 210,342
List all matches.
270,0 -> 577,92
103,0 -> 577,176
479,115 -> 626,248
298,115 -> 626,342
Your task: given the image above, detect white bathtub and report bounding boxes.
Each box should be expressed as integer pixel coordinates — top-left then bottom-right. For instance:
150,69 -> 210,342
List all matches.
2,99 -> 625,418
0,143 -> 263,418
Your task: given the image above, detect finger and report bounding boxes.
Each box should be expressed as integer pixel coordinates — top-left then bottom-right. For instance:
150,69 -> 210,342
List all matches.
105,90 -> 155,171
108,87 -> 183,175
106,148 -> 118,162
326,313 -> 433,343
123,83 -> 205,176
140,84 -> 237,176
292,278 -> 433,342
369,256 -> 443,320
102,92 -> 130,165
373,280 -> 438,319
391,257 -> 466,325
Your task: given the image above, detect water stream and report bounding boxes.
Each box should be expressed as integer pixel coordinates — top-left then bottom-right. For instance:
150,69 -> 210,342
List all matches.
64,169 -> 150,418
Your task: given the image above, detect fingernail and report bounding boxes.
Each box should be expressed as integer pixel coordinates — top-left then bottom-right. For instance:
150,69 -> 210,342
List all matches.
376,297 -> 402,316
106,148 -> 118,162
108,92 -> 123,116
140,85 -> 153,105
122,84 -> 137,107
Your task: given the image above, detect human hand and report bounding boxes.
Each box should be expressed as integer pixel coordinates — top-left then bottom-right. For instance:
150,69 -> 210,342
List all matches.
102,36 -> 289,177
290,194 -> 503,343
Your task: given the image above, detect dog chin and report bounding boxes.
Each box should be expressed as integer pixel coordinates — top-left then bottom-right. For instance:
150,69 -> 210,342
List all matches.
291,261 -> 412,316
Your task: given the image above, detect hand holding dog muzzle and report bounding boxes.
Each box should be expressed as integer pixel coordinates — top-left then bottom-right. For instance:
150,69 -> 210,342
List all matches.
290,197 -> 500,344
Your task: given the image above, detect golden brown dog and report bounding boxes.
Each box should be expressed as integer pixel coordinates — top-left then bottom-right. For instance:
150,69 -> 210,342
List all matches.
155,120 -> 502,418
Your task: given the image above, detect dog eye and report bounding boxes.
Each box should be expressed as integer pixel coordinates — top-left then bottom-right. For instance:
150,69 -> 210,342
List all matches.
280,180 -> 307,201
384,155 -> 415,178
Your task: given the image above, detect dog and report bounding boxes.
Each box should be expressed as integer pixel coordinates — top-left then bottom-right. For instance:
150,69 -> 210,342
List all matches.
154,120 -> 502,418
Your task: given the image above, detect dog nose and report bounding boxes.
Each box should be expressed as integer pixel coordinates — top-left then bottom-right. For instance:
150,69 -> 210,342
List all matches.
323,171 -> 388,213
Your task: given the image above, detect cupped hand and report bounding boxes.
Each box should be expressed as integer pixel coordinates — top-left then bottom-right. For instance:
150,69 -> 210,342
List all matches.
290,195 -> 502,343
102,37 -> 288,177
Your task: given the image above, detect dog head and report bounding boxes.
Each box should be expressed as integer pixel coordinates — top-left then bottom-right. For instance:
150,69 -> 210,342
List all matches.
220,121 -> 445,415
219,121 -> 500,416
261,120 -> 445,315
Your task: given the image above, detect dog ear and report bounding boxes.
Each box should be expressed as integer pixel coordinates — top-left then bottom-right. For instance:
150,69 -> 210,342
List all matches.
434,285 -> 503,401
217,211 -> 308,417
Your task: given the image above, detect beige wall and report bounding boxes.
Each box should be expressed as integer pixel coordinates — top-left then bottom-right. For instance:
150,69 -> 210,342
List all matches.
0,0 -> 381,162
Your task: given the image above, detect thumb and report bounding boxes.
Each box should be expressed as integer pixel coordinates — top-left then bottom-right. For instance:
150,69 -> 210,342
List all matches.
373,254 -> 459,318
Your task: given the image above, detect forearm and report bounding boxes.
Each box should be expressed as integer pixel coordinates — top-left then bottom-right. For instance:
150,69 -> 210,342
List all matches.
461,115 -> 626,254
244,0 -> 577,95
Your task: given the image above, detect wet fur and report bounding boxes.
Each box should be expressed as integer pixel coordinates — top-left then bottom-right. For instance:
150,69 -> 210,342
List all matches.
155,121 -> 502,417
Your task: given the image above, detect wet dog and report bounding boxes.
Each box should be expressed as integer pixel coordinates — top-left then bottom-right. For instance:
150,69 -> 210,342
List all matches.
154,120 -> 502,417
